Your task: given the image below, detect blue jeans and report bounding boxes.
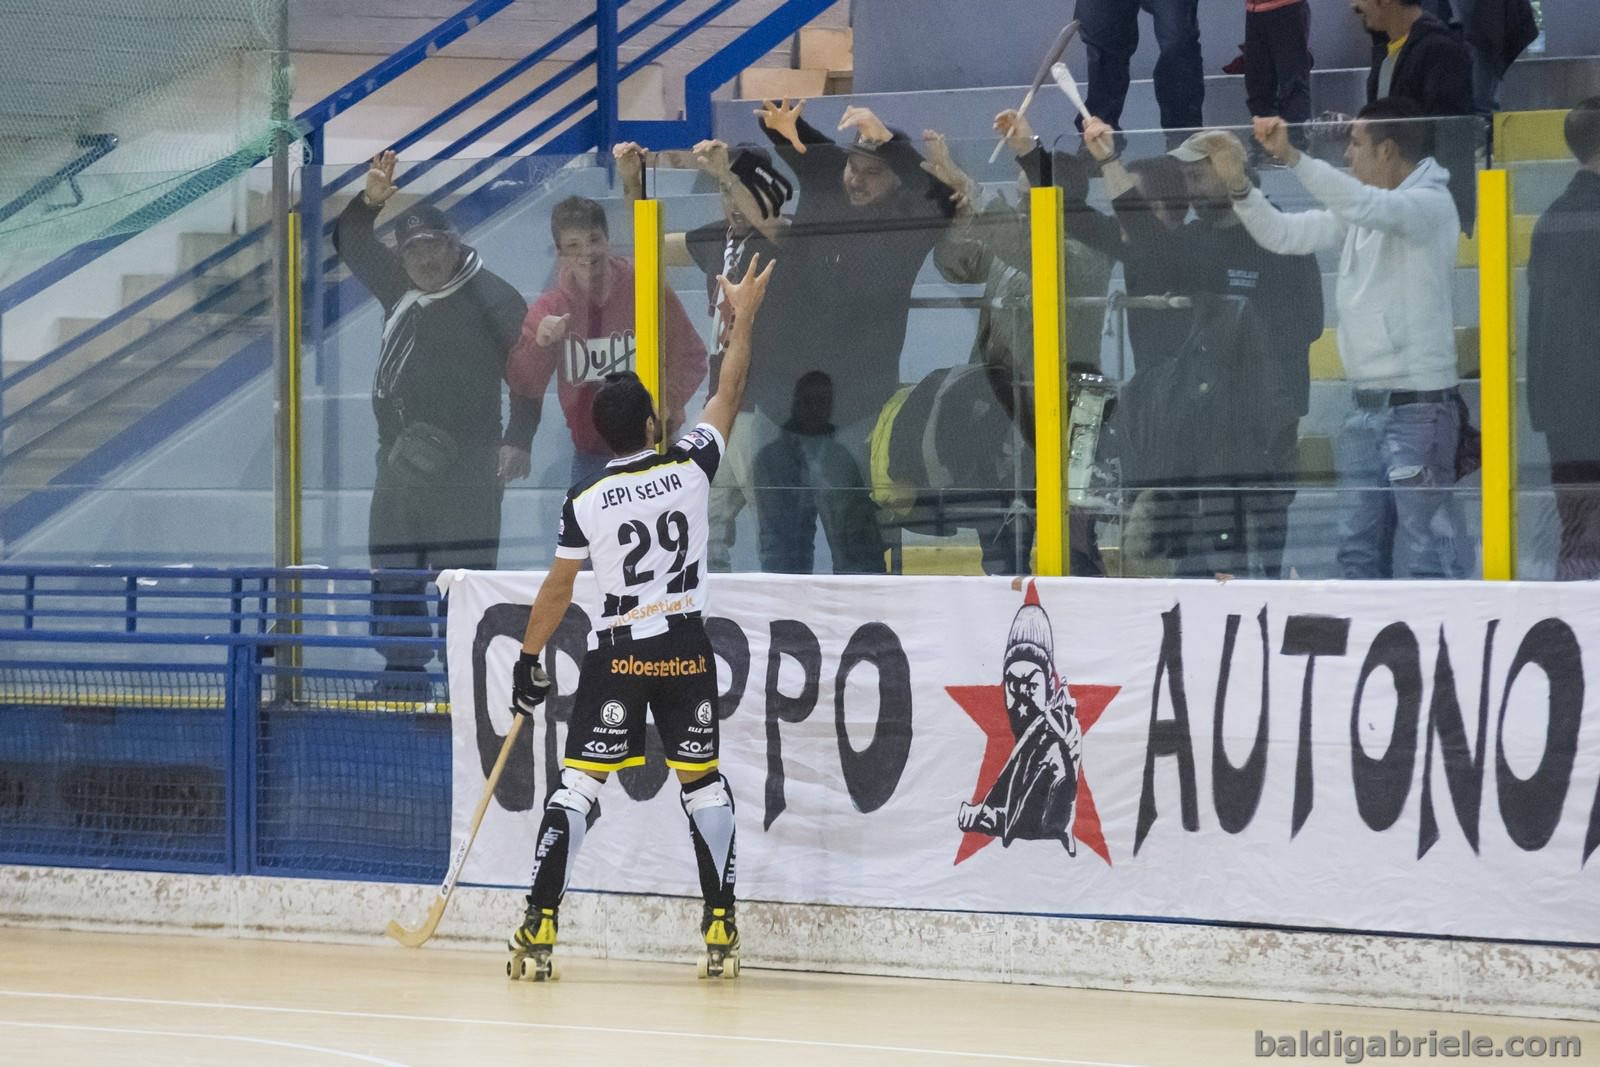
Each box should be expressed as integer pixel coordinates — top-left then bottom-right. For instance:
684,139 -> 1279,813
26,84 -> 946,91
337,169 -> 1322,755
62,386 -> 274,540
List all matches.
1333,396 -> 1467,579
1076,0 -> 1204,131
753,428 -> 884,574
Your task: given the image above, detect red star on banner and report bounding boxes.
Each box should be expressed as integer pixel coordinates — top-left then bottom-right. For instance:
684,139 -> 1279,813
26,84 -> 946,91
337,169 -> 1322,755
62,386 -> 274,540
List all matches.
947,682 -> 1119,866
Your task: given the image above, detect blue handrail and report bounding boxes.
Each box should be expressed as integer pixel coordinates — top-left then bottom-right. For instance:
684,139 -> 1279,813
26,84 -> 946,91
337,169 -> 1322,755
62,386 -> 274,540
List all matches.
0,134 -> 119,227
1,1 -> 842,545
0,0 -> 520,319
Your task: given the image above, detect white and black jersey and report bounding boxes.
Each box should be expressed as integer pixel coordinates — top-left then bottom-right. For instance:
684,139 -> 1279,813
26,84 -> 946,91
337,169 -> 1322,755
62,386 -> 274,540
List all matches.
556,423 -> 724,638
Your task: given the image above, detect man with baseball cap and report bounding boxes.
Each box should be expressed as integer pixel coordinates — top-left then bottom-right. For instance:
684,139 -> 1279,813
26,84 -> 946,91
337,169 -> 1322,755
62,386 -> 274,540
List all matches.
334,150 -> 530,698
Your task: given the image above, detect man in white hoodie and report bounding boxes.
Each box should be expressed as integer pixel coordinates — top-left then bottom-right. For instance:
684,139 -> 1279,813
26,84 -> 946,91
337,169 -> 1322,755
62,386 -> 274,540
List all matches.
1201,97 -> 1467,579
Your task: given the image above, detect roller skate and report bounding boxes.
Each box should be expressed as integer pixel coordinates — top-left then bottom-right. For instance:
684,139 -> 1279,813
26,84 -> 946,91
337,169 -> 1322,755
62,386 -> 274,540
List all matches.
696,905 -> 740,979
507,905 -> 559,981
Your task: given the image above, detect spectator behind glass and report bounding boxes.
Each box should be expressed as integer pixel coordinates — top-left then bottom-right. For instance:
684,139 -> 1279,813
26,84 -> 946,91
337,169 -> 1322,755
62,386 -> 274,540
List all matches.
1353,0 -> 1476,230
1074,0 -> 1204,134
751,98 -> 957,574
1526,97 -> 1600,580
1219,99 -> 1468,579
613,138 -> 793,573
1418,0 -> 1539,127
924,126 -> 1113,576
331,150 -> 529,698
1243,0 -> 1312,151
507,196 -> 709,487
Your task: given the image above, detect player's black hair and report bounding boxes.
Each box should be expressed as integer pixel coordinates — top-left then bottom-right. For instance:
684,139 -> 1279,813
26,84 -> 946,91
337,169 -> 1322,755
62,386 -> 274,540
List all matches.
592,371 -> 656,454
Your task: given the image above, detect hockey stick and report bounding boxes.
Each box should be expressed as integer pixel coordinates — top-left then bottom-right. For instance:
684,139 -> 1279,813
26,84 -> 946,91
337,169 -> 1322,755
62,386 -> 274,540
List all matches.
386,713 -> 526,948
1049,59 -> 1093,125
988,19 -> 1081,164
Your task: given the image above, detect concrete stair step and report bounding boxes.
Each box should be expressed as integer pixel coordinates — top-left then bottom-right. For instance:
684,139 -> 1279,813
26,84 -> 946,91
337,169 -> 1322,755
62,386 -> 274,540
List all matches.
121,273 -> 199,306
177,230 -> 271,275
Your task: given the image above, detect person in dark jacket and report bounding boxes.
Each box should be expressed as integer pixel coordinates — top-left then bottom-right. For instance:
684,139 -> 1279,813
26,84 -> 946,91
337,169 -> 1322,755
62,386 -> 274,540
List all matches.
1354,0 -> 1477,231
333,150 -> 529,695
996,107 -> 1324,577
1420,0 -> 1539,124
752,98 -> 956,573
1527,98 -> 1600,580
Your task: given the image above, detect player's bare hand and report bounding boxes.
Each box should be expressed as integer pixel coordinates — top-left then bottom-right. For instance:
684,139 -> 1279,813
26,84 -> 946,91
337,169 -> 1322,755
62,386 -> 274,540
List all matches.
497,445 -> 531,483
535,313 -> 570,347
717,251 -> 775,320
838,105 -> 891,147
691,139 -> 732,175
511,652 -> 551,715
1253,116 -> 1295,163
994,108 -> 1036,155
754,98 -> 807,154
1081,116 -> 1117,162
365,150 -> 399,206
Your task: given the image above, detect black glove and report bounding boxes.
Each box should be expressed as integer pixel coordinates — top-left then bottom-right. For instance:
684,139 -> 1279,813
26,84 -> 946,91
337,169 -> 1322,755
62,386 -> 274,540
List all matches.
511,651 -> 552,715
730,149 -> 794,219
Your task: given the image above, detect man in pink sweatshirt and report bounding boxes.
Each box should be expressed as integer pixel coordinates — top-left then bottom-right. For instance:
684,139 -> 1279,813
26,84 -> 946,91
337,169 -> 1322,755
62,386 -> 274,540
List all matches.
508,196 -> 708,484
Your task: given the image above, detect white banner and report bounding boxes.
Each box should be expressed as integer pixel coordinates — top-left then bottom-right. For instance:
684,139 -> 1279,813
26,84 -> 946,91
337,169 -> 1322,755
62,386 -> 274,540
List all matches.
442,571 -> 1600,944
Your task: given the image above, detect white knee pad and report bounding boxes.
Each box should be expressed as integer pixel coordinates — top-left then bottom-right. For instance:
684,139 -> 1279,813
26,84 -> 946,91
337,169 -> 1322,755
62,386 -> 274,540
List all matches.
549,768 -> 604,816
682,775 -> 731,816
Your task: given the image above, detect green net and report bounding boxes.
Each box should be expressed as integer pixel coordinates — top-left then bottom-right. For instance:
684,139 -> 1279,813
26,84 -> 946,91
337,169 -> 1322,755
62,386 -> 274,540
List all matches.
0,0 -> 292,272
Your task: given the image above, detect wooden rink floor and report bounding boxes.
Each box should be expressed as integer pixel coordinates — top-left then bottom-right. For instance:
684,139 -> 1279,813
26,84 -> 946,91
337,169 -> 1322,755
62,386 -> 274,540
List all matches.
1,928 -> 1596,1066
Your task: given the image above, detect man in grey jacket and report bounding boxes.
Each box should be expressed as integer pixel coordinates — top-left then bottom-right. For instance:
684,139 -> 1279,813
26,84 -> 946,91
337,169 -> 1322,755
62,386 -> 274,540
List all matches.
1203,98 -> 1467,579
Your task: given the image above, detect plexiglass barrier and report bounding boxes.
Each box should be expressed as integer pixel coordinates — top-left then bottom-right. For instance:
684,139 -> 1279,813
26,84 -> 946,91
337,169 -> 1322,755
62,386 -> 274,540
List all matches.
1045,113 -> 1487,581
14,109 -> 1588,587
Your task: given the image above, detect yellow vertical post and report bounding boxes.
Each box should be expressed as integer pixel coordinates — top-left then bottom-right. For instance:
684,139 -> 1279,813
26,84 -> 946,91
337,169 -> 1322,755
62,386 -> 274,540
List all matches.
1477,168 -> 1516,579
1030,185 -> 1067,577
633,197 -> 664,449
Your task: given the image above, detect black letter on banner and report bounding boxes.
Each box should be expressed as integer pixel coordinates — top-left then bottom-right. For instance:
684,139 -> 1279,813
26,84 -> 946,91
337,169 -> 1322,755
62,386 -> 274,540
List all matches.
1350,623 -> 1422,832
764,620 -> 820,830
1213,609 -> 1270,834
1135,605 -> 1200,854
834,622 -> 912,814
705,616 -> 750,720
1280,615 -> 1351,836
1495,618 -> 1583,852
472,602 -> 536,812
1418,622 -> 1494,858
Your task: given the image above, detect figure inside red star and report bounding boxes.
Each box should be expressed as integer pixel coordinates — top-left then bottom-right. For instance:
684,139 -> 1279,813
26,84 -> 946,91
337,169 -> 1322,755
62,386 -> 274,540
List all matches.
948,581 -> 1117,866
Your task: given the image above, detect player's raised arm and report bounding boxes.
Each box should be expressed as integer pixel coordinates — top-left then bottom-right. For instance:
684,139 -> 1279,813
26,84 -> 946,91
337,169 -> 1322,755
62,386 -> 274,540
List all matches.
698,253 -> 775,442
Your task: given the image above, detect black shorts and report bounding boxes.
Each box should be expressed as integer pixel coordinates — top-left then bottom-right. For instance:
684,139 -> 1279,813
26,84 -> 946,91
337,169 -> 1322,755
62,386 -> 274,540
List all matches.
564,619 -> 720,773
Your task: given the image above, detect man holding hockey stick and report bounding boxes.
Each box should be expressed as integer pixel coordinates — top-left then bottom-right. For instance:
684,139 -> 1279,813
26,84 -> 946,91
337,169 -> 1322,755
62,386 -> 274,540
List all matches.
504,252 -> 775,981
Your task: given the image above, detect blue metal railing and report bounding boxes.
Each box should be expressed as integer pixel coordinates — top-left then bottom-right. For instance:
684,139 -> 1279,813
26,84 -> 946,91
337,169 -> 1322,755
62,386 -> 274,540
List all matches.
0,134 -> 119,228
0,565 -> 457,881
0,1 -> 838,547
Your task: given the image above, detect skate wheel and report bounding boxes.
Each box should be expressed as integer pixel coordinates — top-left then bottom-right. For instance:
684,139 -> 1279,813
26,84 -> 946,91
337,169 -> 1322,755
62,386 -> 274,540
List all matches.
722,955 -> 739,979
696,954 -> 711,979
542,958 -> 560,982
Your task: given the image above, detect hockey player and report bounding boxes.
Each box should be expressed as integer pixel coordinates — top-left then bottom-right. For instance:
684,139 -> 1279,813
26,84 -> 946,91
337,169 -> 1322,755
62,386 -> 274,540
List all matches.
504,253 -> 775,981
